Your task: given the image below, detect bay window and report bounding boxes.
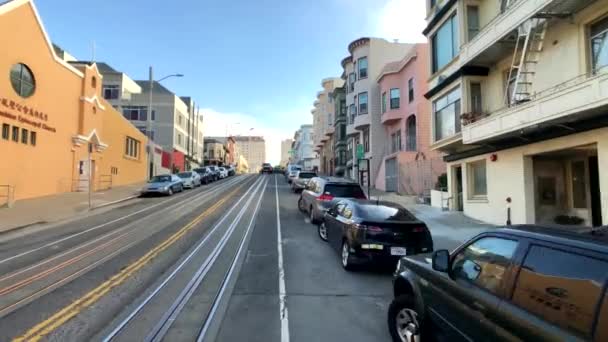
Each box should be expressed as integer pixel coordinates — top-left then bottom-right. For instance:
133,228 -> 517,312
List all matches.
358,92 -> 368,114
433,87 -> 461,141
432,14 -> 459,73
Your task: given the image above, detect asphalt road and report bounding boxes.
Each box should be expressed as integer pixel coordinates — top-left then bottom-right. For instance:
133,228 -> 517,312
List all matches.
0,174 -> 484,342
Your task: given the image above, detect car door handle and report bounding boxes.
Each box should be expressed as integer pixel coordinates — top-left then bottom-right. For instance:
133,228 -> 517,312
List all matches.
472,301 -> 486,312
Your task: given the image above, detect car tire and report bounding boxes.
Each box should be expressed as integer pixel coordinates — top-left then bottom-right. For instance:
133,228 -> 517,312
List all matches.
388,295 -> 424,342
298,197 -> 306,213
341,240 -> 355,271
167,187 -> 174,196
309,206 -> 318,224
318,222 -> 328,242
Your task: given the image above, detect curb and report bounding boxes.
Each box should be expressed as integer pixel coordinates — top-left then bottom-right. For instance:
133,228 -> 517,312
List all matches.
91,194 -> 140,210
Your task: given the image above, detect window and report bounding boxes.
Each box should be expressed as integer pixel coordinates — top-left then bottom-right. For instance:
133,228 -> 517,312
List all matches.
390,88 -> 400,109
382,92 -> 387,113
571,161 -> 587,208
468,160 -> 487,198
10,63 -> 36,98
348,73 -> 355,92
349,104 -> 356,124
408,78 -> 414,103
406,116 -> 416,151
452,237 -> 518,295
467,6 -> 480,41
339,124 -> 346,141
138,127 -> 155,141
2,124 -> 8,140
178,133 -> 182,146
470,82 -> 482,113
327,113 -> 332,127
102,85 -> 119,100
122,106 -> 151,121
178,115 -> 183,126
358,57 -> 368,79
91,76 -> 97,88
363,128 -> 369,152
391,131 -> 401,153
591,17 -> 608,72
432,14 -> 459,73
21,128 -> 28,144
30,131 -> 36,146
433,87 -> 461,141
340,100 -> 347,116
358,92 -> 368,114
11,126 -> 19,142
125,137 -> 140,158
512,245 -> 608,338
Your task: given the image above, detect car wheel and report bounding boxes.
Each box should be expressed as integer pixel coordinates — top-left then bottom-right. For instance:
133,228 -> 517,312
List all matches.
318,222 -> 328,242
298,197 -> 306,213
167,187 -> 174,196
341,240 -> 355,271
388,295 -> 423,342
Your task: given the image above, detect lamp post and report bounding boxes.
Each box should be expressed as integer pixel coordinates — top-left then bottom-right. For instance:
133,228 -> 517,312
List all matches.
146,66 -> 183,179
248,128 -> 254,173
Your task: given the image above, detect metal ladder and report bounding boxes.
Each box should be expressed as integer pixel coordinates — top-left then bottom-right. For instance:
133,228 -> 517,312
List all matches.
505,17 -> 548,106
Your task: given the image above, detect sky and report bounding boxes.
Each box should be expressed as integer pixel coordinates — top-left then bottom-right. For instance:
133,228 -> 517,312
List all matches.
36,0 -> 426,164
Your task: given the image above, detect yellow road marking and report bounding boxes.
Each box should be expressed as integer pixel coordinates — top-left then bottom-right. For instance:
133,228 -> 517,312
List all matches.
13,180 -> 248,342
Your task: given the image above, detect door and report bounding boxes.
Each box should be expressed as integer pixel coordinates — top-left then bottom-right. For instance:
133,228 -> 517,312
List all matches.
301,179 -> 318,211
454,166 -> 463,211
326,202 -> 345,249
424,236 -> 520,341
589,156 -> 602,226
385,158 -> 398,192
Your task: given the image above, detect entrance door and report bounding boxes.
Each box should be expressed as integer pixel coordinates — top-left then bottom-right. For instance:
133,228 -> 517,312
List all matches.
454,166 -> 463,211
385,158 -> 398,192
589,156 -> 602,226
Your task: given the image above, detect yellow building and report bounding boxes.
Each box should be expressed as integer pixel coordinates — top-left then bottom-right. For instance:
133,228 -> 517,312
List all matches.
0,0 -> 147,201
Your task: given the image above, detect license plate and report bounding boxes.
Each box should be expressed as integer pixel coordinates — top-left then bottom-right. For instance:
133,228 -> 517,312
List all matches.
391,247 -> 407,256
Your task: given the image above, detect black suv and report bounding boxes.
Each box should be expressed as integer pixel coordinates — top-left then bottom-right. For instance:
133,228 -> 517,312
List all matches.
261,163 -> 273,174
388,225 -> 608,342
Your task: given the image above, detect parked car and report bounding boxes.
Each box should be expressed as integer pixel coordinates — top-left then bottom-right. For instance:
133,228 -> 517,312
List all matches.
388,225 -> 608,342
218,167 -> 228,179
207,166 -> 220,181
261,163 -> 273,174
227,165 -> 236,176
176,171 -> 201,189
193,167 -> 212,184
291,171 -> 317,192
319,199 -> 432,271
285,164 -> 302,182
141,174 -> 183,196
298,177 -> 367,224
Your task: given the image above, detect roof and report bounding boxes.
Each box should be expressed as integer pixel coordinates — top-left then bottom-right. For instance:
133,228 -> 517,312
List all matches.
376,48 -> 419,82
135,80 -> 174,94
69,61 -> 118,74
498,225 -> 608,249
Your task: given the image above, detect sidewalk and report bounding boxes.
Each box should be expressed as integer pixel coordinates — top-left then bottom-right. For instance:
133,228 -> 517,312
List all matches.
0,182 -> 144,234
369,189 -> 495,243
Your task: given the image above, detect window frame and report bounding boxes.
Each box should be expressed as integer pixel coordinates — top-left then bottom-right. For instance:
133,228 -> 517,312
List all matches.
10,63 -> 36,98
363,128 -> 370,153
348,72 -> 356,92
390,88 -> 400,109
1,123 -> 9,140
467,159 -> 488,199
382,92 -> 387,113
358,57 -> 368,79
11,126 -> 19,142
467,5 -> 480,42
30,131 -> 37,146
408,78 -> 415,103
406,115 -> 417,151
590,16 -> 608,73
358,92 -> 368,114
433,86 -> 462,141
431,13 -> 460,74
102,85 -> 120,100
125,136 -> 140,159
21,128 -> 28,144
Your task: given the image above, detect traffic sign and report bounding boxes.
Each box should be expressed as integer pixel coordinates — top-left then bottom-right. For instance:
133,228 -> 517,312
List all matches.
356,144 -> 364,159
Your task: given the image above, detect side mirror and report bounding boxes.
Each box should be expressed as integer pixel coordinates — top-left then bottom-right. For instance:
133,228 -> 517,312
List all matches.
432,250 -> 450,273
326,208 -> 336,216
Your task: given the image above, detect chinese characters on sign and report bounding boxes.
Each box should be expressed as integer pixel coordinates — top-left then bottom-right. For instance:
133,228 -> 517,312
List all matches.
0,95 -> 56,133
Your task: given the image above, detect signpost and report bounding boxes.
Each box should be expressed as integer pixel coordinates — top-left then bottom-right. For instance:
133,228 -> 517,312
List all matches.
356,144 -> 364,160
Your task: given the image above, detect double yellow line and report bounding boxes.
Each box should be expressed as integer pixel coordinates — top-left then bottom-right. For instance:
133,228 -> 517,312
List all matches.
14,180 -> 248,342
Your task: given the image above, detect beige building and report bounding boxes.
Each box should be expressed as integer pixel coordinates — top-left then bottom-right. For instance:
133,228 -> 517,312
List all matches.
280,139 -> 293,166
312,78 -> 344,174
234,136 -> 266,173
424,0 -> 607,226
341,38 -> 413,184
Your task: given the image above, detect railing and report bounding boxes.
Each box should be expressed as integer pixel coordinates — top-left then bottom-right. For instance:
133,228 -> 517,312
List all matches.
461,111 -> 489,126
0,185 -> 15,208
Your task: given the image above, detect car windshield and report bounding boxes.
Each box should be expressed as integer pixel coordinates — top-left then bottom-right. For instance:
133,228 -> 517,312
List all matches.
356,205 -> 417,222
149,176 -> 172,183
324,184 -> 365,198
298,172 -> 316,179
177,172 -> 192,178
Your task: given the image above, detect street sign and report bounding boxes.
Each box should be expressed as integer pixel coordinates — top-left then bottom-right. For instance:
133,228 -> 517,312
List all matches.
356,144 -> 364,159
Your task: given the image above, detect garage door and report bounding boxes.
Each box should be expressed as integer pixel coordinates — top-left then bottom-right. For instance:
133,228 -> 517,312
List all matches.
385,158 -> 398,192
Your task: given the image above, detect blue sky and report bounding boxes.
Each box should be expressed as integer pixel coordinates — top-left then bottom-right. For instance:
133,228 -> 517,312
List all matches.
36,0 -> 425,163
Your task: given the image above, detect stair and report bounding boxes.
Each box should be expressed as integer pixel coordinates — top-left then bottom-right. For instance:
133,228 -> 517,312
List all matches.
505,17 -> 548,106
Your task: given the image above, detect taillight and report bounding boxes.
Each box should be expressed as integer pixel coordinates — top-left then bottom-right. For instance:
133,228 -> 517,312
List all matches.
412,227 -> 426,233
317,194 -> 334,201
354,223 -> 382,232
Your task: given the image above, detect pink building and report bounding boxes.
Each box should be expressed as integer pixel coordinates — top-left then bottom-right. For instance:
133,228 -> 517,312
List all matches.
375,44 -> 445,196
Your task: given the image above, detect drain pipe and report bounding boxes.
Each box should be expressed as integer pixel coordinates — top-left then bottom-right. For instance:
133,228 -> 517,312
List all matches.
506,197 -> 512,226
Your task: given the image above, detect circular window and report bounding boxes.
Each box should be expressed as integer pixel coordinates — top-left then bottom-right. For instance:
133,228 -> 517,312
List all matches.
10,63 -> 36,98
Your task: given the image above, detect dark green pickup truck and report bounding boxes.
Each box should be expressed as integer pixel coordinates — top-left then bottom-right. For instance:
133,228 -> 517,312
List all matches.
388,225 -> 608,342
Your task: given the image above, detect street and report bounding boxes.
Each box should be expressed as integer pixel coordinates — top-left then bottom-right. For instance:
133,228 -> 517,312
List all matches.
0,174 -> 487,342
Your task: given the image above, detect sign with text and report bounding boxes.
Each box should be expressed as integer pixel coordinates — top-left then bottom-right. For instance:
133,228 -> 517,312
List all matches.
356,144 -> 364,160
0,95 -> 56,133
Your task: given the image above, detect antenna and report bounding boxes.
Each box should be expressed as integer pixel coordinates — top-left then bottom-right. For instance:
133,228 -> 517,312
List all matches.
91,41 -> 96,62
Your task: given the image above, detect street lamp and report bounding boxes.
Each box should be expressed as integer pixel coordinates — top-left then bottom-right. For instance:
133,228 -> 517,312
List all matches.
146,66 -> 183,178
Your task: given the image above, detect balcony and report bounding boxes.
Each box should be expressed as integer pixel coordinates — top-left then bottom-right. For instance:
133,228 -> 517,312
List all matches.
354,114 -> 370,130
462,68 -> 608,144
460,0 -> 595,69
382,109 -> 403,125
346,122 -> 358,137
325,125 -> 335,137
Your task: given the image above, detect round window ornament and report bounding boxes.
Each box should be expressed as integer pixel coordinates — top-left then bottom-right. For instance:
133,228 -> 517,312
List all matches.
10,63 -> 36,98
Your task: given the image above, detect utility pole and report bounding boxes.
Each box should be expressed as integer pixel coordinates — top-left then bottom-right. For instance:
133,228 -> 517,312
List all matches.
146,66 -> 154,179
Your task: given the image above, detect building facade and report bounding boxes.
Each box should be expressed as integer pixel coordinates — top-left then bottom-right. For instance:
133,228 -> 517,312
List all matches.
375,43 -> 445,195
342,38 -> 413,185
332,85 -> 347,177
234,136 -> 266,173
292,124 -> 316,169
424,0 -> 607,226
280,139 -> 293,166
203,138 -> 226,166
0,0 -> 147,202
313,78 -> 344,175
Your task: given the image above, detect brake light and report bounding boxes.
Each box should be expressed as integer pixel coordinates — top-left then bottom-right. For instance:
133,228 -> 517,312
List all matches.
412,227 -> 425,233
317,193 -> 334,201
354,223 -> 382,232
